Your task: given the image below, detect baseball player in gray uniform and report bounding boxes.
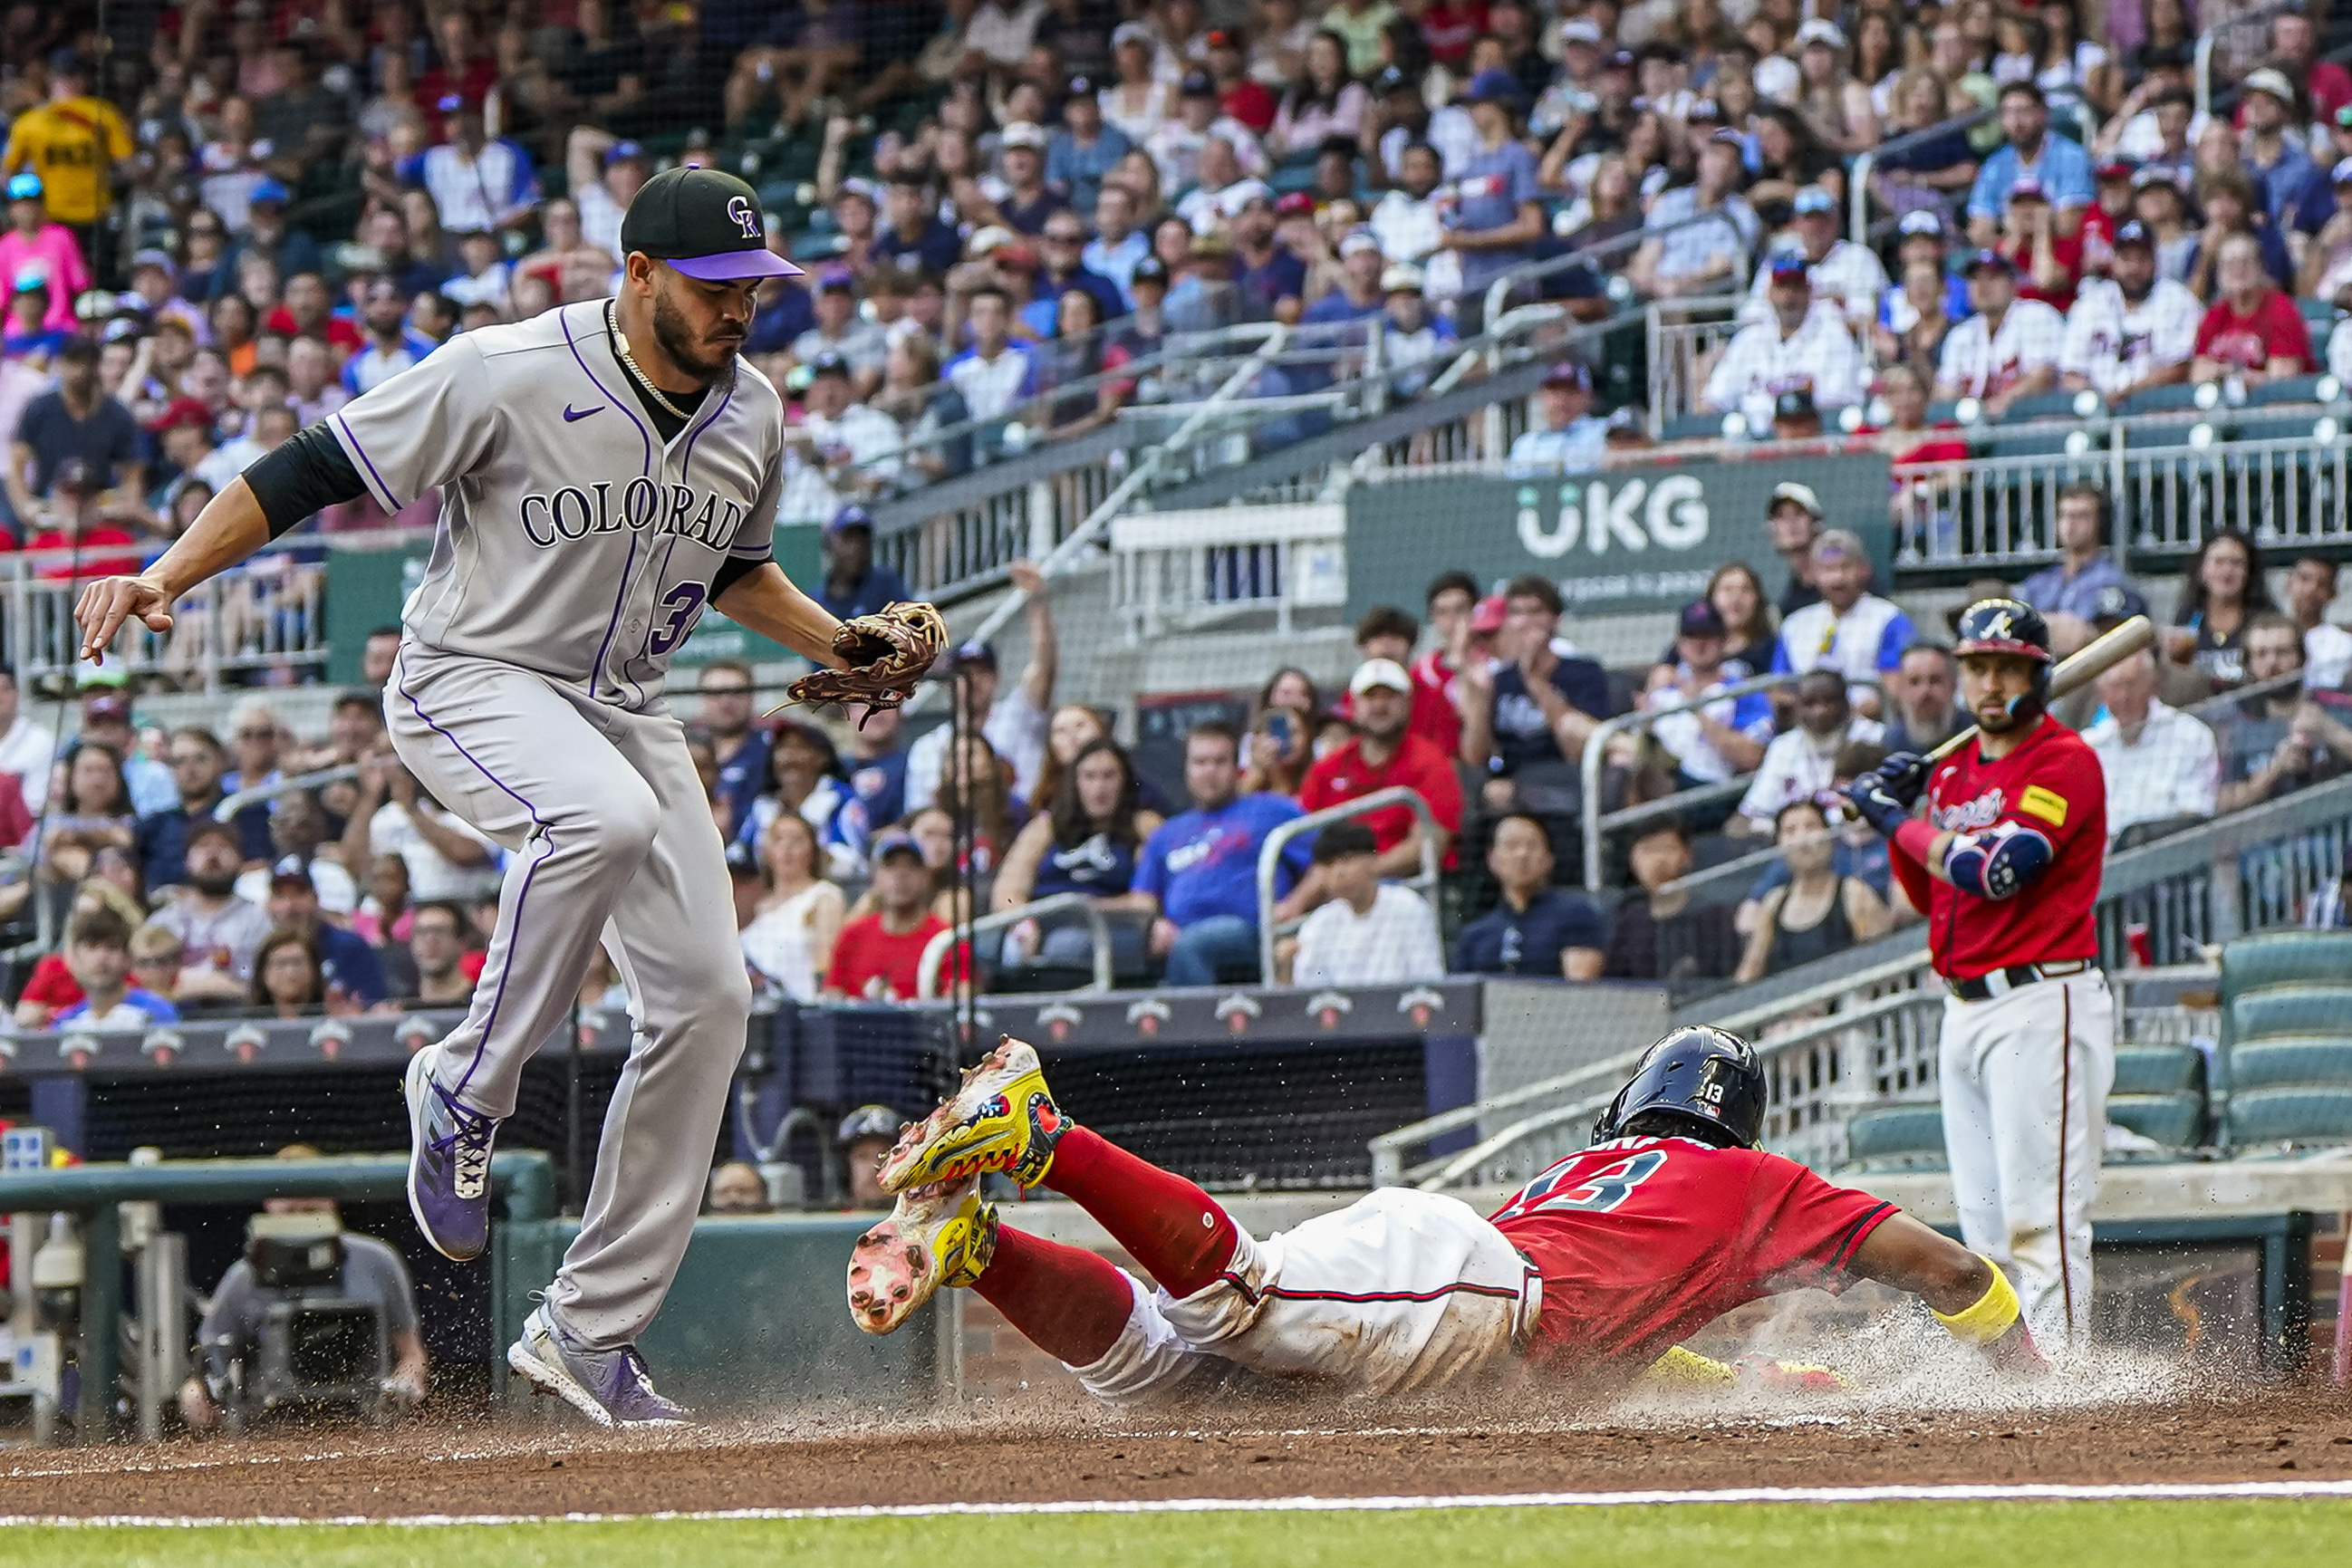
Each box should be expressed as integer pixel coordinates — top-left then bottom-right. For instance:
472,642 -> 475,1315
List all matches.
75,168 -> 857,1428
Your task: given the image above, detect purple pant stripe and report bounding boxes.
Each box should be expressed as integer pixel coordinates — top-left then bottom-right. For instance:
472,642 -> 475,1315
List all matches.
393,643 -> 552,1106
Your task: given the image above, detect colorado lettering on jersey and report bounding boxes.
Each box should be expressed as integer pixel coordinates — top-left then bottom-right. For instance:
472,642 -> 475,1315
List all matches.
1933,787 -> 2006,832
516,480 -> 748,550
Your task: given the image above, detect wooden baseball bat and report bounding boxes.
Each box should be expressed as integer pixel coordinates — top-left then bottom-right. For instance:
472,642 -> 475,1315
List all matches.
1923,614 -> 2156,763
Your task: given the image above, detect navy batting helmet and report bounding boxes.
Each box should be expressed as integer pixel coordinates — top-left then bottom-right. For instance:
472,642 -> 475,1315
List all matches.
1591,1025 -> 1768,1150
1952,597 -> 2053,722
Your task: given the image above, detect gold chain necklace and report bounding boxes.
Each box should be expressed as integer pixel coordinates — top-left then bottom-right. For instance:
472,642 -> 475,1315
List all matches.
606,300 -> 692,421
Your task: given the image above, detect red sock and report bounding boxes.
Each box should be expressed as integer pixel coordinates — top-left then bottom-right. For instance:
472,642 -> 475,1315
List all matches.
973,1225 -> 1134,1367
1039,1126 -> 1239,1299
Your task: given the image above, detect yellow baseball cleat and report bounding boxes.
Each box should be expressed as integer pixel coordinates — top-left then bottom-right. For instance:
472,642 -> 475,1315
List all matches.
847,1176 -> 998,1335
878,1035 -> 1069,1194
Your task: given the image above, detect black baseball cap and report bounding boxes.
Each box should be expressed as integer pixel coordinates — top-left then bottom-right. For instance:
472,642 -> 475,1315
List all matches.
1678,600 -> 1727,638
621,166 -> 804,282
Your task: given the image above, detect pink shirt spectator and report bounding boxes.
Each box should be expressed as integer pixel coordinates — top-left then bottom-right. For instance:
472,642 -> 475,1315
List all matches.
0,225 -> 88,331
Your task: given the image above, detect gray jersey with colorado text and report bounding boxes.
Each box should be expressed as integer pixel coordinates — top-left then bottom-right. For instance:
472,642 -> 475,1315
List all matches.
326,299 -> 784,711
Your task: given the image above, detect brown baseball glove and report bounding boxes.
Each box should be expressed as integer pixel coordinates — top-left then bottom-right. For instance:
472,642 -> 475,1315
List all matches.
783,600 -> 948,721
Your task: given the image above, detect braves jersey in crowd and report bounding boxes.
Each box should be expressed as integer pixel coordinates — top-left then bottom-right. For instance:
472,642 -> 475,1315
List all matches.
326,300 -> 786,713
1936,298 -> 2067,399
1770,594 -> 1914,688
1891,717 -> 2106,980
2192,289 -> 2316,375
1741,240 -> 1890,327
1135,793 -> 1312,927
1491,1135 -> 1896,1377
1701,300 -> 1865,427
2058,275 -> 2201,396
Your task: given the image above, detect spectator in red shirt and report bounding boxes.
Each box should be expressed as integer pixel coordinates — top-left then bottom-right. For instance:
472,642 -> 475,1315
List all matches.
24,459 -> 143,579
1289,658 -> 1465,919
1205,30 -> 1277,134
823,828 -> 967,1001
262,271 -> 363,357
2266,10 -> 2352,129
2192,231 -> 2315,385
2000,178 -> 2082,312
1332,604 -> 1462,758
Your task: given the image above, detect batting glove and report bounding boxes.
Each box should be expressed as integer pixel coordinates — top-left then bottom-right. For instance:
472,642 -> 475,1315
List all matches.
1842,770 -> 1914,839
1873,750 -> 1928,807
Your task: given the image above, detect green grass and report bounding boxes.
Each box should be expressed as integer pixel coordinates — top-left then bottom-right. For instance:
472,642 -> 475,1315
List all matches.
12,1500 -> 2352,1568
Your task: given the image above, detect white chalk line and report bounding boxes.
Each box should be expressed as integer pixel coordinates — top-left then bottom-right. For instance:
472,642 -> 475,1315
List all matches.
9,1479 -> 2352,1528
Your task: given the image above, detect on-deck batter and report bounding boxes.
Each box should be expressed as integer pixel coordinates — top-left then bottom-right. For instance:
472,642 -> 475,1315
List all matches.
1845,597 -> 2114,1344
73,167 -> 857,1428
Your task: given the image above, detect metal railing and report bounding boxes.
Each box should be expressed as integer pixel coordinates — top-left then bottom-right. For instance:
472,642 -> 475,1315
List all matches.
12,543 -> 331,694
1645,293 -> 1755,433
213,762 -> 361,821
1111,500 -> 1347,641
1848,106 -> 1998,245
2195,0 -> 2304,120
1577,669 -> 1886,895
1890,401 -> 2349,568
1254,784 -> 1443,982
917,890 -> 1118,998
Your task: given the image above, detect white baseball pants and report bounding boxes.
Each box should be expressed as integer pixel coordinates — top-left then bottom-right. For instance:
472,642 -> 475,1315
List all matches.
1937,968 -> 2115,1346
1070,1188 -> 1540,1404
387,642 -> 751,1349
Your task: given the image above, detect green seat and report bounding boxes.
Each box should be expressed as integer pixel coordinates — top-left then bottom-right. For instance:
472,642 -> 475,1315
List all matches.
2118,381 -> 2210,415
2228,984 -> 2352,1044
2109,1091 -> 2204,1149
1997,389 -> 2085,423
2247,372 -> 2328,407
2112,1043 -> 2203,1096
1663,410 -> 1726,440
2224,412 -> 2328,443
2222,932 -> 2352,1005
2228,1037 -> 2352,1092
1843,1103 -> 1945,1165
2227,1086 -> 2352,1149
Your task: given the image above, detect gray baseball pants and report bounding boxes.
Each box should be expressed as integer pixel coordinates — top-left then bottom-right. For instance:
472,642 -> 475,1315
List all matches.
387,641 -> 750,1349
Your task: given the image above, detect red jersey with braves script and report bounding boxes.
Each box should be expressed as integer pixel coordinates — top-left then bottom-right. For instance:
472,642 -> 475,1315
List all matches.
1890,715 -> 2105,981
1490,1136 -> 1896,1377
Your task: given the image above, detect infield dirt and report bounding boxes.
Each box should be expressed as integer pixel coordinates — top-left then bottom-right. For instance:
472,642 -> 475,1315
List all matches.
6,1385 -> 2352,1521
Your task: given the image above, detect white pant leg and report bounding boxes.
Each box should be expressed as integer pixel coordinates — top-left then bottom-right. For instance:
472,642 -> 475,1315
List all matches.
1073,1188 -> 1537,1405
544,707 -> 754,1348
1942,973 -> 2115,1345
1939,996 -> 2008,1275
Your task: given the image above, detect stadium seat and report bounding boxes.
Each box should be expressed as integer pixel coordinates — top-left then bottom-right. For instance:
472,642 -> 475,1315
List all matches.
2223,412 -> 2329,443
2108,1091 -> 2204,1150
2116,381 -> 2211,415
2112,1043 -> 2204,1096
2224,1086 -> 2352,1149
2228,984 -> 2352,1044
2247,373 -> 2329,407
2219,931 -> 2352,1002
2226,1037 -> 2352,1092
1841,1103 -> 1946,1168
1985,428 -> 2085,459
1663,410 -> 1727,440
1997,390 -> 2085,423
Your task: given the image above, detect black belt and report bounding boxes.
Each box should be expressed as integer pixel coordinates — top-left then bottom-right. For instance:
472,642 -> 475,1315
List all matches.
1949,959 -> 2089,1002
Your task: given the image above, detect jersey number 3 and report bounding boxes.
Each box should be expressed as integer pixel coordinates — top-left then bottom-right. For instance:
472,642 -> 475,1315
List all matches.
646,582 -> 708,658
1494,1149 -> 1668,1223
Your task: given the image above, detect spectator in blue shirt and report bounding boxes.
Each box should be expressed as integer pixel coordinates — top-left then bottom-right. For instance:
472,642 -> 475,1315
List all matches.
1451,813 -> 1609,978
53,907 -> 179,1030
1967,82 -> 2094,246
1046,80 -> 1133,220
1229,181 -> 1306,322
816,505 -> 911,621
2239,69 -> 2315,231
826,701 -> 909,875
2016,484 -> 2128,623
1083,183 -> 1152,307
1119,722 -> 1311,985
1459,573 -> 1616,813
1505,362 -> 1608,472
1029,212 -> 1127,329
1448,70 -> 1546,329
133,727 -> 273,891
342,275 -> 437,395
878,174 -> 963,275
1302,232 -> 1387,328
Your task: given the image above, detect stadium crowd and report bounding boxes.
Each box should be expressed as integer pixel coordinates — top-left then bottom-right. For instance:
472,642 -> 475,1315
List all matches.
0,0 -> 2342,1024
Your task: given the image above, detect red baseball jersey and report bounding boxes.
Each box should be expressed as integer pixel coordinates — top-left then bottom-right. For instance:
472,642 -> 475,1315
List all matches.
1890,716 -> 2106,981
1490,1135 -> 1896,1378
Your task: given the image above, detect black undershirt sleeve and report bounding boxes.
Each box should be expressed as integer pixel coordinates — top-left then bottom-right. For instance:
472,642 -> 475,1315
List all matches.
710,552 -> 769,602
243,421 -> 372,538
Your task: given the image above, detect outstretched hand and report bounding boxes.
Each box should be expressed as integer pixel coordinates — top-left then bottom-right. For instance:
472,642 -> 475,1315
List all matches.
75,574 -> 176,661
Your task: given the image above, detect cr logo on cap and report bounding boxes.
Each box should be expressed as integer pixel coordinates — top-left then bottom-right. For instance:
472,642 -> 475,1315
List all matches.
727,195 -> 759,240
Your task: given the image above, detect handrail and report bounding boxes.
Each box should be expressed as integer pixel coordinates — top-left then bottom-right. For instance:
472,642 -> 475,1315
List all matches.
916,890 -> 1116,998
213,763 -> 361,822
1478,198 -> 1761,351
1253,784 -> 1443,983
1848,105 -> 1999,245
2195,0 -> 2303,120
1577,669 -> 1885,894
898,323 -> 1293,715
